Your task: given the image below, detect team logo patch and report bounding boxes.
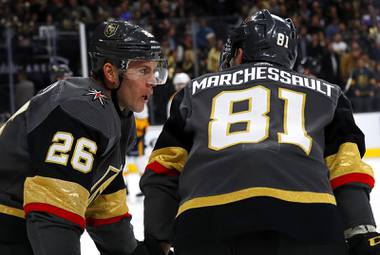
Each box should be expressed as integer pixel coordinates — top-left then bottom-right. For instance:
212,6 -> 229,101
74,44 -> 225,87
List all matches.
84,87 -> 108,106
104,23 -> 119,37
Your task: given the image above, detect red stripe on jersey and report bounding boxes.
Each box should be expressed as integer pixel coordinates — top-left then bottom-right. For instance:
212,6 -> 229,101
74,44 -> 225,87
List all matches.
24,203 -> 85,228
331,173 -> 375,189
146,161 -> 179,176
86,212 -> 131,227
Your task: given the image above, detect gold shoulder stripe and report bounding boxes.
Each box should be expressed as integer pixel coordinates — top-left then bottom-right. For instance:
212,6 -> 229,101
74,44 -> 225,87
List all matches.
0,204 -> 25,218
325,142 -> 374,180
148,147 -> 188,172
24,176 -> 89,218
86,189 -> 128,219
177,187 -> 336,217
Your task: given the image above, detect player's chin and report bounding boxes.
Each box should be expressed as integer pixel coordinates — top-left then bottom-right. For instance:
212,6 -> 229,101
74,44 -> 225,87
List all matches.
133,98 -> 146,112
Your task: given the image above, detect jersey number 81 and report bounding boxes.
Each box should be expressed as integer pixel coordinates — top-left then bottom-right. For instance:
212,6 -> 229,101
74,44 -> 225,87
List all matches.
209,86 -> 312,154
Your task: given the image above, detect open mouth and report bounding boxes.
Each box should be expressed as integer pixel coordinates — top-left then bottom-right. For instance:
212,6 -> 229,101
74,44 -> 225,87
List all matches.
142,95 -> 149,101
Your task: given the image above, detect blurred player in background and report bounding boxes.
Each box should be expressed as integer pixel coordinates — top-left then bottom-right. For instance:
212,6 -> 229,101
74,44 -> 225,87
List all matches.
15,71 -> 35,110
299,56 -> 321,78
167,72 -> 190,117
125,103 -> 150,198
0,20 -> 168,255
141,9 -> 380,255
50,63 -> 73,82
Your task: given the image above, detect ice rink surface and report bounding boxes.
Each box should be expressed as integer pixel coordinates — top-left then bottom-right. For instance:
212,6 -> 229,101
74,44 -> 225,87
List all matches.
81,158 -> 380,255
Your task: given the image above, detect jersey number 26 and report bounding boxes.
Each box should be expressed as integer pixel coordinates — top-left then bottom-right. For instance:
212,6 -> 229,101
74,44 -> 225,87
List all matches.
45,131 -> 97,173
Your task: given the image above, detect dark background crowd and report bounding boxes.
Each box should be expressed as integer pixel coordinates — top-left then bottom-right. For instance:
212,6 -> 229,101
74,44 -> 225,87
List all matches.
0,0 -> 379,124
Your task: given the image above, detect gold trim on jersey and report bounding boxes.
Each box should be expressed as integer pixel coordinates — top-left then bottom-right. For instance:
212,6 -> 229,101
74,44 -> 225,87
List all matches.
325,142 -> 374,180
148,147 -> 188,172
88,166 -> 121,204
86,189 -> 129,219
0,204 -> 25,218
24,176 -> 89,218
176,187 -> 336,217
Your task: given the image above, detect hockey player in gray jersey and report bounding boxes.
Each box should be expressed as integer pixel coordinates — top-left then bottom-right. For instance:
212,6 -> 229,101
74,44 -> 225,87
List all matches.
140,9 -> 380,255
0,20 -> 168,255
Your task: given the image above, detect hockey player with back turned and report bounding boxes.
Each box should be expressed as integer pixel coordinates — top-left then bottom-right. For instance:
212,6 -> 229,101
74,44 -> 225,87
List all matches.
0,20 -> 168,255
140,9 -> 380,255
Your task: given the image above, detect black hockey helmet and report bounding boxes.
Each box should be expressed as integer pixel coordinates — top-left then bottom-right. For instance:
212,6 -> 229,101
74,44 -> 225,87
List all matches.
220,9 -> 298,70
89,20 -> 168,85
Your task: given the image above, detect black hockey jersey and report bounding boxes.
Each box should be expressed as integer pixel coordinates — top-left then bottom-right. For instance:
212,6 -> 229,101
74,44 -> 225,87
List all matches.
140,62 -> 374,246
0,77 -> 137,253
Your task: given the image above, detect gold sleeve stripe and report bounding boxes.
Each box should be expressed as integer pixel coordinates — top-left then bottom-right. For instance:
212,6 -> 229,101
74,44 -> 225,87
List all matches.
177,187 -> 336,217
325,142 -> 374,187
148,147 -> 188,172
24,176 -> 89,219
86,189 -> 129,220
0,204 -> 25,218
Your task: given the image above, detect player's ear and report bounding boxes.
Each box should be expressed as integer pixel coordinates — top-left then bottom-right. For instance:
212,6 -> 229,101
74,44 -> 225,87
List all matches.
232,48 -> 244,66
103,63 -> 119,89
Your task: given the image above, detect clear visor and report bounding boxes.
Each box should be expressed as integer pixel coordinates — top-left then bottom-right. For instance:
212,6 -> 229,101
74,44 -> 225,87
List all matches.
122,59 -> 168,85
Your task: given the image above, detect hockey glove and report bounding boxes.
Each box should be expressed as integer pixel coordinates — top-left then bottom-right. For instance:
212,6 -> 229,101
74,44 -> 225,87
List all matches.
347,232 -> 380,255
132,235 -> 166,255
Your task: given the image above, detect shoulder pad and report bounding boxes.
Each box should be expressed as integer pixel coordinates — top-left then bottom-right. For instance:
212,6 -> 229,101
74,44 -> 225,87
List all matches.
27,78 -> 120,141
59,78 -> 120,139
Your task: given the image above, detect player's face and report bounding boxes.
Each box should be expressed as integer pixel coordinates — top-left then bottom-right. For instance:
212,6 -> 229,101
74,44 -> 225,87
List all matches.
117,60 -> 158,112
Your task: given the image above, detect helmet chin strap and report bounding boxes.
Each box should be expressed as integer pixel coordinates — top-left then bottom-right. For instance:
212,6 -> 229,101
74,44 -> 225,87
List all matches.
110,71 -> 126,114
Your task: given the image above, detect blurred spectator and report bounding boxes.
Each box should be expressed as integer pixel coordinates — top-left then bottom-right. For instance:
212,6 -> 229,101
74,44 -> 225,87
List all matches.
361,4 -> 380,28
340,2 -> 355,22
2,0 -> 380,117
206,33 -> 222,73
296,24 -> 309,66
374,62 -> 380,111
117,0 -> 133,21
308,14 -> 323,34
155,0 -> 171,19
180,34 -> 196,77
320,41 -> 342,88
340,41 -> 362,82
307,33 -> 324,59
15,71 -> 35,109
347,55 -> 376,112
370,40 -> 380,62
331,33 -> 347,55
324,18 -> 339,40
195,18 -> 215,50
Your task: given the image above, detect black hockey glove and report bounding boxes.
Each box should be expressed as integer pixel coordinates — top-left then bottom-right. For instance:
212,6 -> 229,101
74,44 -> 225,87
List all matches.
347,232 -> 380,255
132,235 -> 166,255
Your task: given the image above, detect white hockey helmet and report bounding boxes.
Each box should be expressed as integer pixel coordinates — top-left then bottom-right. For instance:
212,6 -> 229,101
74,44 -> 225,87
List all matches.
173,72 -> 190,91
